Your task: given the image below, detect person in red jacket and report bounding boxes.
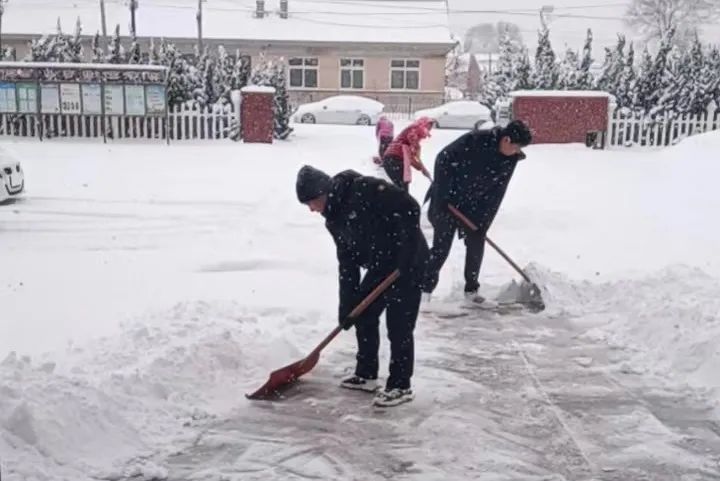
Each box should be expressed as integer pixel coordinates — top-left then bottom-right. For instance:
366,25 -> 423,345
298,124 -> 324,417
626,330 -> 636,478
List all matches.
381,117 -> 433,191
373,116 -> 395,165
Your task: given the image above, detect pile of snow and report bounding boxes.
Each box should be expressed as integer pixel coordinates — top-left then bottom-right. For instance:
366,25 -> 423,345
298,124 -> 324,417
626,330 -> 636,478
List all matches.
0,301 -> 314,480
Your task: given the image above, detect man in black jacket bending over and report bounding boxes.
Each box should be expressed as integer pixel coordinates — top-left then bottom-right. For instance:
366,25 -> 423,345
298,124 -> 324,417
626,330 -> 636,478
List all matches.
422,120 -> 532,303
296,165 -> 429,407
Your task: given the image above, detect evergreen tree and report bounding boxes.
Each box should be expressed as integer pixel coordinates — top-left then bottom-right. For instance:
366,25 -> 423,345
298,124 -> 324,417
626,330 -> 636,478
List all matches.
26,36 -> 52,62
595,35 -> 626,96
159,38 -> 198,107
148,38 -> 160,65
272,61 -> 293,139
531,22 -> 557,89
557,49 -> 581,90
515,47 -> 533,90
66,17 -> 83,62
577,29 -> 595,90
703,46 -> 720,108
232,52 -> 251,91
216,45 -> 235,102
127,28 -> 142,64
0,47 -> 16,61
645,28 -> 676,115
91,32 -> 105,63
482,26 -> 527,105
107,25 -> 125,64
633,47 -> 655,111
616,42 -> 636,108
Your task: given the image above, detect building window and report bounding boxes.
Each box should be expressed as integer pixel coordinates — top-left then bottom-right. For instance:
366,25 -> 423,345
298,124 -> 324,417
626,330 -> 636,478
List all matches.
289,57 -> 318,88
340,58 -> 364,89
390,59 -> 420,90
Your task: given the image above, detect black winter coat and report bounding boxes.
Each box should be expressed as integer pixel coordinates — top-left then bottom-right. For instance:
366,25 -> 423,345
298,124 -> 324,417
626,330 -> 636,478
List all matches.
426,127 -> 525,233
323,170 -> 429,320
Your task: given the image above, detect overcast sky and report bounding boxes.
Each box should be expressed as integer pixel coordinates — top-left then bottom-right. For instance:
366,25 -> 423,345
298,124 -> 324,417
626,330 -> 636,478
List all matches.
447,0 -> 720,52
447,0 -> 635,51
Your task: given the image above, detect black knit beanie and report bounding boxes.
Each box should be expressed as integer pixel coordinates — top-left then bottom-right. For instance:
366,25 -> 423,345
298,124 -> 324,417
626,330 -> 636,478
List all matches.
296,165 -> 332,203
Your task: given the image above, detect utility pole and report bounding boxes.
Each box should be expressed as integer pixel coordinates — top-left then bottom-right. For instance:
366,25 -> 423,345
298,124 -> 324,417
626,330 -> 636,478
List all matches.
130,0 -> 138,37
197,0 -> 203,53
0,0 -> 8,54
99,0 -> 108,48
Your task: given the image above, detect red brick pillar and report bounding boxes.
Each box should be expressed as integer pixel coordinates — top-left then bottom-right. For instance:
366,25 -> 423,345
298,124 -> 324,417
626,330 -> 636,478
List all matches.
241,86 -> 275,143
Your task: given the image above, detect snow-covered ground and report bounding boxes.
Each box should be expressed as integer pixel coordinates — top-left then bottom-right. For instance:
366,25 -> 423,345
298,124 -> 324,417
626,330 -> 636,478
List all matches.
1,125 -> 720,480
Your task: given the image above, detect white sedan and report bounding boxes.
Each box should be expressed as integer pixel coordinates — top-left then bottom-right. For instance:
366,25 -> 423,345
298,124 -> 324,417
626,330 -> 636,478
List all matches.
414,101 -> 492,129
293,95 -> 384,126
0,147 -> 24,203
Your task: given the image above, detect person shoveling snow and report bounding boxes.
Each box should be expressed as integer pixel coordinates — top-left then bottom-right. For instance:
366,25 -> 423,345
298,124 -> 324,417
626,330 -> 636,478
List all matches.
421,120 -> 542,309
295,165 -> 429,407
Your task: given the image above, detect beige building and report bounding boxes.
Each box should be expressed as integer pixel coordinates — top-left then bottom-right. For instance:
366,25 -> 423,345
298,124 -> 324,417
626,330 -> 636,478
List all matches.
2,0 -> 455,109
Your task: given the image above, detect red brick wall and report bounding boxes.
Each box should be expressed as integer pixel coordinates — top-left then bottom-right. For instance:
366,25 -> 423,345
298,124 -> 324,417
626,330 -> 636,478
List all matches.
512,96 -> 609,144
241,92 -> 274,143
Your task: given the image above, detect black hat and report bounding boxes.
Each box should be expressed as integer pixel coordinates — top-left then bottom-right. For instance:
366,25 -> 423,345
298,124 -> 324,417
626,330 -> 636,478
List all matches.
296,165 -> 332,203
501,120 -> 533,147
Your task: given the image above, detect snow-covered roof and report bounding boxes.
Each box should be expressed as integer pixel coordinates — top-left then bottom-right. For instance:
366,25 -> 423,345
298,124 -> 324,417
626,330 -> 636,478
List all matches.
4,0 -> 454,46
0,61 -> 167,72
241,85 -> 276,94
509,90 -> 612,98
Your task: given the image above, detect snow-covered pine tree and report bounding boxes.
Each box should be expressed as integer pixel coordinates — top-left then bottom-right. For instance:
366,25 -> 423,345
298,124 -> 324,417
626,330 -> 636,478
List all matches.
232,52 -> 251,91
66,17 -> 83,62
577,29 -> 595,90
482,26 -> 524,106
531,21 -> 557,89
127,28 -> 142,64
107,25 -> 125,64
271,61 -> 293,139
46,18 -> 68,63
148,38 -> 160,65
595,35 -> 626,97
515,47 -> 533,89
645,28 -> 676,116
615,42 -> 636,108
673,35 -> 708,114
91,32 -> 105,63
160,39 -> 193,107
632,47 -> 655,111
26,36 -> 51,61
215,46 -> 235,102
703,46 -> 720,108
0,47 -> 16,61
557,49 -> 581,90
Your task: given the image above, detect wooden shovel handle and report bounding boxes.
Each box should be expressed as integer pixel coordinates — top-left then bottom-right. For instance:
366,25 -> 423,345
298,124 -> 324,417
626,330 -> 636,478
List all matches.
311,269 -> 400,355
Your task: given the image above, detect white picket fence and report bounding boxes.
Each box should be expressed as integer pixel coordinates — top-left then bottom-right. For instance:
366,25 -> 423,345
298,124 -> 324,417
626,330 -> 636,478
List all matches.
607,102 -> 720,148
0,102 -> 237,142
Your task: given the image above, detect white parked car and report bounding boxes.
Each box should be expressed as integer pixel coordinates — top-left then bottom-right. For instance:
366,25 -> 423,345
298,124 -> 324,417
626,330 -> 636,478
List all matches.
0,148 -> 24,203
293,95 -> 384,126
414,100 -> 492,129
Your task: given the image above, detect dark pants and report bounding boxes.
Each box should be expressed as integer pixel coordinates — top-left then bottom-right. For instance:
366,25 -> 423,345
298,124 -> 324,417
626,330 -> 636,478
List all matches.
354,275 -> 421,390
382,155 -> 408,192
378,136 -> 393,158
423,213 -> 486,294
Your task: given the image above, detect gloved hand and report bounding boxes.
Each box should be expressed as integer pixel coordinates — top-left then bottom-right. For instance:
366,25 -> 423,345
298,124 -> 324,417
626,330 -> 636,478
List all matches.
338,316 -> 355,330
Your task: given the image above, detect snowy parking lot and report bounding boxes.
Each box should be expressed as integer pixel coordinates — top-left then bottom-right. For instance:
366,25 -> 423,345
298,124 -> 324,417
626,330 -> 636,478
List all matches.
1,125 -> 720,480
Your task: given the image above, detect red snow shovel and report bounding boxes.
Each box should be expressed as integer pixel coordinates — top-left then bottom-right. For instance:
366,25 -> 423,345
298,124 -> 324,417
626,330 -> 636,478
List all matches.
245,269 -> 400,400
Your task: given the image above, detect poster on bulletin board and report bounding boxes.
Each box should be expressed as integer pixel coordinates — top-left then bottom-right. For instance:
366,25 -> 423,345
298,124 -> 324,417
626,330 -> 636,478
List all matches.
124,85 -> 145,115
145,85 -> 166,115
60,83 -> 82,114
81,84 -> 102,114
41,84 -> 60,113
0,82 -> 18,113
104,85 -> 124,115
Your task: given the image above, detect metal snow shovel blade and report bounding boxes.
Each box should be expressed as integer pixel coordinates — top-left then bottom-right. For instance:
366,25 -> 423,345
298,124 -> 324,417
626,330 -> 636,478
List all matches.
447,204 -> 546,312
246,270 -> 401,400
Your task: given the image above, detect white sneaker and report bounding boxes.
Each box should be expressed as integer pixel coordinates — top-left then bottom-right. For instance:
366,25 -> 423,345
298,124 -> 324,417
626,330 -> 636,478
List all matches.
340,376 -> 379,393
373,388 -> 415,407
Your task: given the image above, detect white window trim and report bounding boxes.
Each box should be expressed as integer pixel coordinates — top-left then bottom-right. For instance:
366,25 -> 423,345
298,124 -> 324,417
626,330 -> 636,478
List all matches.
339,57 -> 365,90
389,58 -> 421,91
288,57 -> 319,90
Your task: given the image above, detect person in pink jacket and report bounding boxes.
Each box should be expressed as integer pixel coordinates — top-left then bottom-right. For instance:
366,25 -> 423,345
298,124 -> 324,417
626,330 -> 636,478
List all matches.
381,117 -> 433,191
373,116 -> 395,165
